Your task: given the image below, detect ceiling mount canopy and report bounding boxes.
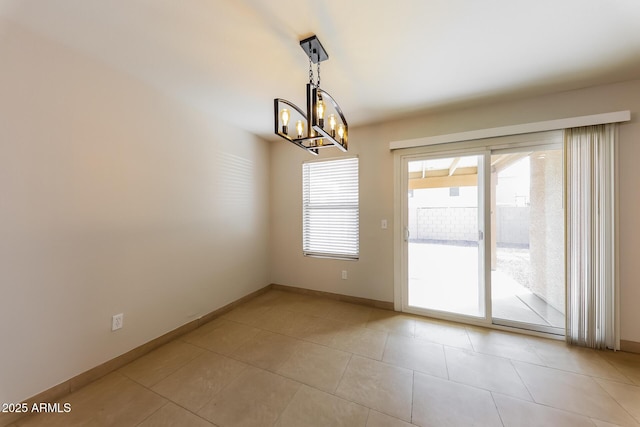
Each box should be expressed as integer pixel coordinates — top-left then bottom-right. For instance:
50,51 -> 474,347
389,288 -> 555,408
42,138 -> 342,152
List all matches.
274,35 -> 348,155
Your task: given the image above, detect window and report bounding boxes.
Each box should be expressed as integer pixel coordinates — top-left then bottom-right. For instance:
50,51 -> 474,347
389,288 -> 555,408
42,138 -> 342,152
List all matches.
302,157 -> 359,260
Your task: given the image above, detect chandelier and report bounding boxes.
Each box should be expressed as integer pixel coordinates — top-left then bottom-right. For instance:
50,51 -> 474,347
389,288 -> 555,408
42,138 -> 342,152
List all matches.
274,35 -> 348,155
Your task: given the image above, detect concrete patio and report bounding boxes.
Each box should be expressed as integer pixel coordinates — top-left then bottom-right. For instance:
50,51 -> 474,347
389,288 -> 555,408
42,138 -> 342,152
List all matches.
408,242 -> 565,331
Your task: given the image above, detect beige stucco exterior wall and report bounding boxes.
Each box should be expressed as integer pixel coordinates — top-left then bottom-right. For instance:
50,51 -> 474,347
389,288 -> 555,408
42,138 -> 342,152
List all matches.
529,150 -> 565,312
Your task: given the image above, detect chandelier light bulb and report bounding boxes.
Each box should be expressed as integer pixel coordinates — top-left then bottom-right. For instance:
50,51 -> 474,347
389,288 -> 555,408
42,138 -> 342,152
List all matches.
328,114 -> 337,137
317,98 -> 325,127
280,109 -> 290,134
337,124 -> 345,144
296,120 -> 304,138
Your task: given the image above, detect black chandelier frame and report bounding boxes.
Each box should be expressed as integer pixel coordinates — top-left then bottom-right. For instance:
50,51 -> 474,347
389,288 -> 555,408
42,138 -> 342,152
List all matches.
274,35 -> 348,155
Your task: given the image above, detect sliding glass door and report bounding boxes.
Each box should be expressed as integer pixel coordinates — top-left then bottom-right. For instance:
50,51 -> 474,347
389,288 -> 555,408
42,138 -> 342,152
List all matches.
405,153 -> 488,320
490,147 -> 565,334
400,135 -> 564,335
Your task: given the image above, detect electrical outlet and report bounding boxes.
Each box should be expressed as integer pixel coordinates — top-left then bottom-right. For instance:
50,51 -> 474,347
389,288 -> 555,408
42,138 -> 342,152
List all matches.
341,270 -> 348,280
112,313 -> 124,331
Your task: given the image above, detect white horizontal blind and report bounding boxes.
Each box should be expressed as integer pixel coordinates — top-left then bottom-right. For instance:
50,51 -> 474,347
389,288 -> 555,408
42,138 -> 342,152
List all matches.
303,157 -> 359,259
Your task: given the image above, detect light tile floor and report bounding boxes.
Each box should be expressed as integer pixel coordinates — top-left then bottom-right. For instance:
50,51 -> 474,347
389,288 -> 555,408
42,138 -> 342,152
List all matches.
9,290 -> 640,427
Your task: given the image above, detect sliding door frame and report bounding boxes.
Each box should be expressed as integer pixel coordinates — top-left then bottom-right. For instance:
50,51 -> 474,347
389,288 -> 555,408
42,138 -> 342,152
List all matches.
398,150 -> 492,326
394,131 -> 565,336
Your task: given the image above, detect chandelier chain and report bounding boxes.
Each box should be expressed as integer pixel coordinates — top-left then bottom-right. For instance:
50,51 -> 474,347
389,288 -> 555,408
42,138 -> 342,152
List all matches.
316,60 -> 321,89
308,53 -> 315,86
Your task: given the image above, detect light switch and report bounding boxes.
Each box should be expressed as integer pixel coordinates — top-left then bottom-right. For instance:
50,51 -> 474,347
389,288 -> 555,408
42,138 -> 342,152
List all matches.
381,219 -> 388,229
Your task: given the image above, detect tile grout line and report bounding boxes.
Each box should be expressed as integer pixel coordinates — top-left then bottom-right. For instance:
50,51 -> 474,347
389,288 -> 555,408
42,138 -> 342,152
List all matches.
442,345 -> 451,380
190,361 -> 252,418
325,351 -> 408,420
119,342 -> 207,390
333,353 -> 355,397
234,306 -> 386,363
410,370 -> 416,425
508,358 -> 535,402
122,373 -> 216,427
179,315 -> 365,405
364,408 -> 372,427
505,359 -> 640,424
589,376 -> 640,425
140,333 -> 300,426
379,331 -> 391,362
132,401 -> 171,427
592,350 -> 636,385
492,390 -> 633,425
270,383 -> 303,427
464,326 -> 476,353
488,392 -> 507,427
513,355 -> 635,383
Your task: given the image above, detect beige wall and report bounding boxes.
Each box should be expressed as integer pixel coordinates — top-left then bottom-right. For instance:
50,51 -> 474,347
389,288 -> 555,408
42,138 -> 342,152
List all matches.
270,79 -> 640,343
0,21 -> 270,403
270,126 -> 396,302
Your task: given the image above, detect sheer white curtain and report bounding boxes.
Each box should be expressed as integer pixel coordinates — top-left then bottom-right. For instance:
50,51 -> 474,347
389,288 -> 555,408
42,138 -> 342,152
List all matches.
565,124 -> 618,350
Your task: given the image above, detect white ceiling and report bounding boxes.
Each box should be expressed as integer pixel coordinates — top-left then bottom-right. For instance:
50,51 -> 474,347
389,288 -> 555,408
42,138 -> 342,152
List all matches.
2,0 -> 640,140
